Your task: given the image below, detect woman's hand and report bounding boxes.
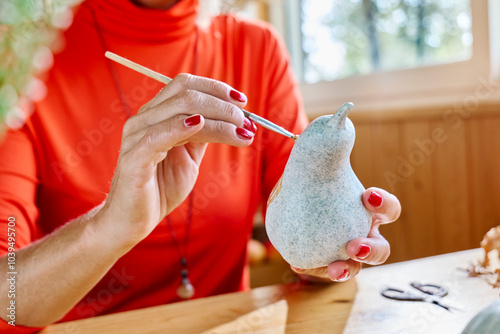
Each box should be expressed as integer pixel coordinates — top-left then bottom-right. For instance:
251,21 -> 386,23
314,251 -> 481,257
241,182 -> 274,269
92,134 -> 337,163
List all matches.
98,74 -> 257,247
290,187 -> 401,282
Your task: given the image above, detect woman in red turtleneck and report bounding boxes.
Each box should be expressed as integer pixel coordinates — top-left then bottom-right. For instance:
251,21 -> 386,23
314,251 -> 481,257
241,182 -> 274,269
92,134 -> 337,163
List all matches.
0,0 -> 400,331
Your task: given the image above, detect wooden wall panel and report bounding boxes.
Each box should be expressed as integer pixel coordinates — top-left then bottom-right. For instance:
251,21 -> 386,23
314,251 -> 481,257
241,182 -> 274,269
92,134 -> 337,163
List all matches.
365,122 -> 411,263
466,117 -> 500,245
431,120 -> 471,253
350,124 -> 373,186
398,121 -> 437,258
346,108 -> 500,263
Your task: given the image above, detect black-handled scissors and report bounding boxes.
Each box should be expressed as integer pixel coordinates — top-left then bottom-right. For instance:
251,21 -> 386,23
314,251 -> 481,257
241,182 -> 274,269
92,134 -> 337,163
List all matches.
381,282 -> 459,311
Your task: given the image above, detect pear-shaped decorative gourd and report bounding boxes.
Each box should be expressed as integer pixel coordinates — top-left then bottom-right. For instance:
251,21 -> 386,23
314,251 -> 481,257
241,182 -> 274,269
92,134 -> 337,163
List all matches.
265,103 -> 371,269
461,298 -> 500,334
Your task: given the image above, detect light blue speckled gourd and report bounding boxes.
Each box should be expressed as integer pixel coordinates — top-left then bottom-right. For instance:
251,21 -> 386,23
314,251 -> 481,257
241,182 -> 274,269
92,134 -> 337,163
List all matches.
265,103 -> 371,269
461,298 -> 500,333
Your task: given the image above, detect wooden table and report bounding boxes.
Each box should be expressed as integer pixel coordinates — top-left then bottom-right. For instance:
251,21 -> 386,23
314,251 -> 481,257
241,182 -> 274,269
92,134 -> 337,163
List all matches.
42,249 -> 498,333
41,277 -> 357,333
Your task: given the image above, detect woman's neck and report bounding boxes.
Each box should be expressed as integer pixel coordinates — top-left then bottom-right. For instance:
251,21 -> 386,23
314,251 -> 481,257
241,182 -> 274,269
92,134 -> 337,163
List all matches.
131,0 -> 180,9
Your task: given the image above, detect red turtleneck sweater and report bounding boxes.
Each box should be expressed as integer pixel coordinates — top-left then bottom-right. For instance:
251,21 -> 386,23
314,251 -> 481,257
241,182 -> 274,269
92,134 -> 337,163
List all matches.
0,0 -> 307,331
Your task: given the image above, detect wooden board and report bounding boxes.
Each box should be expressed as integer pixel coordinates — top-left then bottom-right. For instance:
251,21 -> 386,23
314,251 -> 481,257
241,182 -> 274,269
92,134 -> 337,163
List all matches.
41,279 -> 357,334
202,300 -> 288,334
343,249 -> 499,334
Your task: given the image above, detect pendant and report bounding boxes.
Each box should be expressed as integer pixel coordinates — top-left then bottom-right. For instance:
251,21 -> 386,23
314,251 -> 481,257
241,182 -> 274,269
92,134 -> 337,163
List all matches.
177,277 -> 195,300
177,266 -> 195,300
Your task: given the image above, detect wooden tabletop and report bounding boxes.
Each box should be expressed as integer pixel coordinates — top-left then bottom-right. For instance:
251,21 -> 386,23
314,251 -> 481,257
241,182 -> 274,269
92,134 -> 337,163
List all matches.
41,277 -> 357,334
42,249 -> 497,334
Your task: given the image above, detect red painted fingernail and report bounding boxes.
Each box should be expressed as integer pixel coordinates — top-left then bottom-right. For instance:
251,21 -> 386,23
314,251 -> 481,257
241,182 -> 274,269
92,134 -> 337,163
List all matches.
291,266 -> 303,272
230,90 -> 247,103
356,244 -> 371,259
236,127 -> 254,140
184,115 -> 201,127
336,268 -> 349,281
243,118 -> 257,133
368,191 -> 383,207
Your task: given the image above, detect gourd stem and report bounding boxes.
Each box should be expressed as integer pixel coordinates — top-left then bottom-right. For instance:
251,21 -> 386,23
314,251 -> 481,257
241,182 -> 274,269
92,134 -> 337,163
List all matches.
328,102 -> 354,128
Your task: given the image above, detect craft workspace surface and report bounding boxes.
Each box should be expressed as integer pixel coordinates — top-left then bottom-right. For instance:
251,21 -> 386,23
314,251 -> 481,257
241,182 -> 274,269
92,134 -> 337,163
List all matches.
41,278 -> 357,333
41,249 -> 496,333
344,248 -> 499,334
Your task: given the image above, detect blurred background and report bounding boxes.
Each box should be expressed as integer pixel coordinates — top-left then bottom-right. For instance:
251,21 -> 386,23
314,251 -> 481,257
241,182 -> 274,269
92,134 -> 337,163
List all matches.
1,0 -> 500,287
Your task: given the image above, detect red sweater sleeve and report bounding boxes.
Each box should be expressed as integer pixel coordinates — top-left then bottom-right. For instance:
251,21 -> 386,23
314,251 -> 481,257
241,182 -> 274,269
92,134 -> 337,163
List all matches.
259,25 -> 309,207
0,322 -> 43,334
0,126 -> 44,333
0,125 -> 40,254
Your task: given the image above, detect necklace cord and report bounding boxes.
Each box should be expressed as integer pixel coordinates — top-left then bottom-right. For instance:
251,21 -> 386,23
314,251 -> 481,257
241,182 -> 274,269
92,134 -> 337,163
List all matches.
166,192 -> 194,268
90,7 -> 132,118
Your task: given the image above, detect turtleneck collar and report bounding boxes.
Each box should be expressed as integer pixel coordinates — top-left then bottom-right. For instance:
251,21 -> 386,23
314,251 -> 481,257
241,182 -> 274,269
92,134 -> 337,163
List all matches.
81,0 -> 199,43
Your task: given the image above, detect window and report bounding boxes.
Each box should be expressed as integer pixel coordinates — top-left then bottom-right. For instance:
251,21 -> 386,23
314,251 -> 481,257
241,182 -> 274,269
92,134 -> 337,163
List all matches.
299,0 -> 472,83
268,0 -> 500,116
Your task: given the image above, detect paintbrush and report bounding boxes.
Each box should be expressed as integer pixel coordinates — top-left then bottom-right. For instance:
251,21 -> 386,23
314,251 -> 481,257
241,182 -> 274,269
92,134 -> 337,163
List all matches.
105,51 -> 298,141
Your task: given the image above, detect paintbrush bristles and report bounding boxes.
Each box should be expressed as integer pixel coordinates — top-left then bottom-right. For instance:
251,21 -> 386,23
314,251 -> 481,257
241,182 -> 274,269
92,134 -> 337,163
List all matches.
105,51 -> 172,85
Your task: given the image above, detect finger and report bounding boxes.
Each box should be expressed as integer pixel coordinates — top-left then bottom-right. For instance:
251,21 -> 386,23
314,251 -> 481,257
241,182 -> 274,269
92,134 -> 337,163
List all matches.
141,73 -> 248,111
290,265 -> 329,279
345,228 -> 391,265
121,114 -> 204,171
181,142 -> 208,166
184,119 -> 256,146
129,90 -> 248,135
122,117 -> 255,153
362,187 -> 401,225
291,259 -> 362,282
327,259 -> 362,282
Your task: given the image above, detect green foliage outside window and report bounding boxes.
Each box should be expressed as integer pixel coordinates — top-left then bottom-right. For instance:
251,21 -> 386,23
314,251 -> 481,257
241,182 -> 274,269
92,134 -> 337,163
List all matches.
300,0 -> 473,83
